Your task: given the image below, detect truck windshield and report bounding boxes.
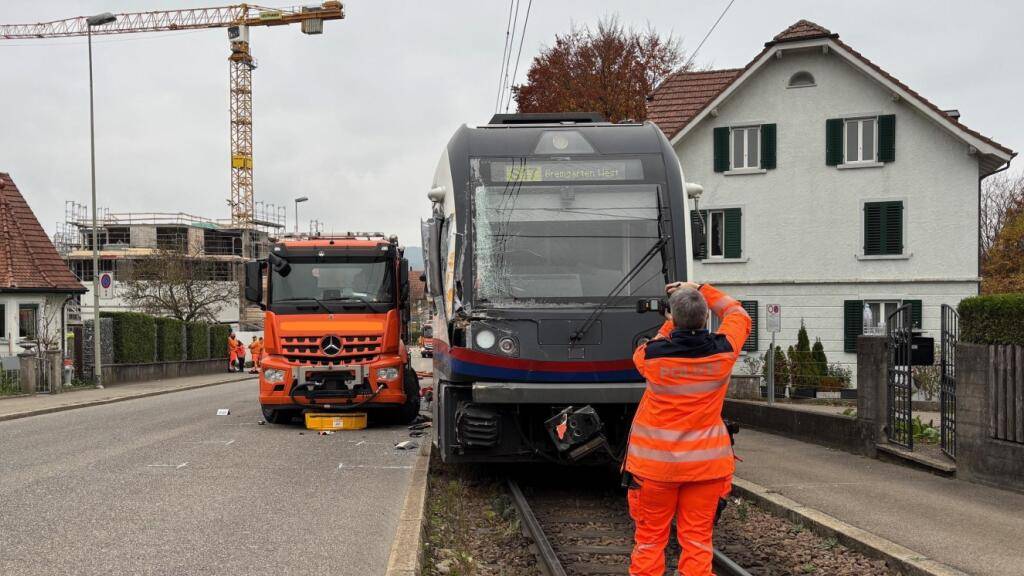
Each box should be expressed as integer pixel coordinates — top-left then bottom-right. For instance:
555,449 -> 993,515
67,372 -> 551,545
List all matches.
271,259 -> 394,311
472,157 -> 665,307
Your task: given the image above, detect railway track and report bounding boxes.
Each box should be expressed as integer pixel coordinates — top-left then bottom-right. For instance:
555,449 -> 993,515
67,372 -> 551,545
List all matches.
508,479 -> 753,576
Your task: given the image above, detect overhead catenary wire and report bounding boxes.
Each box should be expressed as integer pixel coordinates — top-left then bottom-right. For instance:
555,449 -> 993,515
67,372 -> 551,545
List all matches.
504,0 -> 533,113
497,0 -> 522,114
682,0 -> 737,71
494,0 -> 517,113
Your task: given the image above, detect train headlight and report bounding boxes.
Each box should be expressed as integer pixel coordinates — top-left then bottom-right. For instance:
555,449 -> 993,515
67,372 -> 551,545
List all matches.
263,368 -> 287,383
474,329 -> 496,350
376,367 -> 400,381
497,337 -> 518,356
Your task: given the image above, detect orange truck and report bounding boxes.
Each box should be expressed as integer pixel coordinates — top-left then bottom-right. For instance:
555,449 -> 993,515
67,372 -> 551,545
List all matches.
243,233 -> 420,424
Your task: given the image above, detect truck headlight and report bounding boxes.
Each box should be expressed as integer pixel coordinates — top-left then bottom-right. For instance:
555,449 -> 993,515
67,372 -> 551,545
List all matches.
376,367 -> 400,381
263,368 -> 287,383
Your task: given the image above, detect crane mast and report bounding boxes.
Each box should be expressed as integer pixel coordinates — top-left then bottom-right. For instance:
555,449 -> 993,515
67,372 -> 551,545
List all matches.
1,2 -> 345,232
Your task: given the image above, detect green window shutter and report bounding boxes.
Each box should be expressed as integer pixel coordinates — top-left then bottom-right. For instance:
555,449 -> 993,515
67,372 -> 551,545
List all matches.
760,124 -> 777,169
884,201 -> 903,255
905,299 -> 922,329
864,203 -> 883,255
844,300 -> 864,353
724,208 -> 742,259
878,114 -> 896,163
690,210 -> 707,260
741,300 -> 758,352
713,127 -> 730,172
826,118 -> 844,166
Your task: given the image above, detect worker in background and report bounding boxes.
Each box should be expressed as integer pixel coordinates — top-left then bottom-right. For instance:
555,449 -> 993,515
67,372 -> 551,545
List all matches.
248,336 -> 262,374
227,332 -> 240,373
235,339 -> 247,373
625,282 -> 751,576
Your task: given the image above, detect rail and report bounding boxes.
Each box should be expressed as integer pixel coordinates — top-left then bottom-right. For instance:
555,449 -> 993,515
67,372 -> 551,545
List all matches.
507,478 -> 753,576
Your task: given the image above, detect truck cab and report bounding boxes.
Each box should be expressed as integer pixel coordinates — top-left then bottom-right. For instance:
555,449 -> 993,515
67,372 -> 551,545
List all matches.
244,233 -> 420,424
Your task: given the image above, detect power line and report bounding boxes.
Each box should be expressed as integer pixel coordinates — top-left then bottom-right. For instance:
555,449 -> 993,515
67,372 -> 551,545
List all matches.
682,0 -> 737,71
493,0 -> 516,113
504,0 -> 534,113
498,0 -> 521,114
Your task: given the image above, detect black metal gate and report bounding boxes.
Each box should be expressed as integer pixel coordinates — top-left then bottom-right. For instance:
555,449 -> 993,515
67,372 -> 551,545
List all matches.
940,304 -> 959,459
887,305 -> 914,449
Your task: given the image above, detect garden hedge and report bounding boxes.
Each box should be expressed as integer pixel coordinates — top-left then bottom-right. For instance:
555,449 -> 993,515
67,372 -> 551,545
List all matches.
959,293 -> 1024,346
155,317 -> 185,362
186,322 -> 210,360
210,324 -> 231,359
102,312 -> 156,364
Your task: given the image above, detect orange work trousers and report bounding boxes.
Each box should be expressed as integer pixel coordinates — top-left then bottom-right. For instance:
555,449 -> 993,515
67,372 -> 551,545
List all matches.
627,475 -> 731,576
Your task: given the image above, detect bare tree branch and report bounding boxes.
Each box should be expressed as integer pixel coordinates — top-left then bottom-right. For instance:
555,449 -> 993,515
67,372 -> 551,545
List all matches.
119,248 -> 237,323
981,168 -> 1024,263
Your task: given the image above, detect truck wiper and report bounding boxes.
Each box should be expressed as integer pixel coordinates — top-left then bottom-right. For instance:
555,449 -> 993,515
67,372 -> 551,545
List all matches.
275,297 -> 332,314
569,236 -> 668,343
324,296 -> 387,313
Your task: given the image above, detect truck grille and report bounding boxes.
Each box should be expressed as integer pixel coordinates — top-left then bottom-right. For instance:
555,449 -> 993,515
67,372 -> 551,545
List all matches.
281,335 -> 381,366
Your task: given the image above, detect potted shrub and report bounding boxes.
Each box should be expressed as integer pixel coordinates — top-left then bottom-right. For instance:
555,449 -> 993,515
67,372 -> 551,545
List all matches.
789,325 -> 818,399
760,345 -> 789,399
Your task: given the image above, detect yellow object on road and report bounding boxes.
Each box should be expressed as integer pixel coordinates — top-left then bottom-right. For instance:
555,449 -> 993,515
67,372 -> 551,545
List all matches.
304,412 -> 367,431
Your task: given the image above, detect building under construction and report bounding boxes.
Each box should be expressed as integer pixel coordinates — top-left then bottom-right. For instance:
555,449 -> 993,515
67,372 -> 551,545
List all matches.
54,201 -> 287,330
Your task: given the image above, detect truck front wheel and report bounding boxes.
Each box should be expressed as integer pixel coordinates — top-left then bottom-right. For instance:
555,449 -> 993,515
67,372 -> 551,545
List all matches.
262,406 -> 299,425
397,367 -> 421,424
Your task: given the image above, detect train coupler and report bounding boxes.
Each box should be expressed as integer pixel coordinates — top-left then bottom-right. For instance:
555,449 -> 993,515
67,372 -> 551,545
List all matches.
544,405 -> 611,461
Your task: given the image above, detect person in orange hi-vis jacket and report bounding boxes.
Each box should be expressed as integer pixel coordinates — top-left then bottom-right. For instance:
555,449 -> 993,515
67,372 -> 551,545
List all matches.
625,281 -> 751,576
227,332 -> 240,373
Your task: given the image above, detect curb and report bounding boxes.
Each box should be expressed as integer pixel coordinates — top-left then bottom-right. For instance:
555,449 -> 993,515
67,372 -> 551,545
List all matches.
384,439 -> 432,576
731,477 -> 969,576
0,375 -> 253,423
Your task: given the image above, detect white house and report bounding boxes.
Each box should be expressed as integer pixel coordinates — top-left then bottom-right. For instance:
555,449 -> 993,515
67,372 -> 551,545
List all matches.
0,173 -> 86,361
648,20 -> 1014,378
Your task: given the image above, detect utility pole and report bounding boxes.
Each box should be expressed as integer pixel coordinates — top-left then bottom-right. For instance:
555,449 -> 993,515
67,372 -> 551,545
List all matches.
87,12 -> 116,389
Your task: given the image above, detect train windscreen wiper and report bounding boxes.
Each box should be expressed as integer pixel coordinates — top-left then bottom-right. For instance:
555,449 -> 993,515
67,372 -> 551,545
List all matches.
275,297 -> 332,314
570,190 -> 670,344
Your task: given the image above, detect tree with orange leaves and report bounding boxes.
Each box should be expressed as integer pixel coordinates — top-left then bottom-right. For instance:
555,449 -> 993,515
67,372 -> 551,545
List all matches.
982,197 -> 1024,294
512,18 -> 686,123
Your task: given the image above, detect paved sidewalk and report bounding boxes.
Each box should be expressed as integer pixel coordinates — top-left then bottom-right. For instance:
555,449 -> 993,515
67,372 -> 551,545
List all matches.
734,428 -> 1024,576
0,372 -> 253,421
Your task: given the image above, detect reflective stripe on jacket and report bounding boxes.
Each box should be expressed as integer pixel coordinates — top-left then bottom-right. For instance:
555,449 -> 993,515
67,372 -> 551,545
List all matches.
625,284 -> 751,483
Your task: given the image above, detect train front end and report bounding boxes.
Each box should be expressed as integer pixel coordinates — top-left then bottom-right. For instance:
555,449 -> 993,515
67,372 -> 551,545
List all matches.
423,113 -> 696,463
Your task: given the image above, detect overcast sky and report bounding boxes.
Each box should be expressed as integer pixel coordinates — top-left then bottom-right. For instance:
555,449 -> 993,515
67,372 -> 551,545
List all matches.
2,0 -> 1020,245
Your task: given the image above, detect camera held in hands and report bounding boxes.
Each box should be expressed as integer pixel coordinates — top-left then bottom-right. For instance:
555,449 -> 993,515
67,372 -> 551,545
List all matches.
636,298 -> 668,314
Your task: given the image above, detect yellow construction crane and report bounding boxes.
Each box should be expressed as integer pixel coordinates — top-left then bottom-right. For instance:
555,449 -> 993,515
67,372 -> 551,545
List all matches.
0,2 -> 345,229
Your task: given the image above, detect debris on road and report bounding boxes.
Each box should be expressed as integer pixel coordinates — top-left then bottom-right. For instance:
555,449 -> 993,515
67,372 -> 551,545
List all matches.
409,421 -> 432,431
216,408 -> 230,416
318,430 -> 334,436
395,440 -> 418,450
409,431 -> 425,438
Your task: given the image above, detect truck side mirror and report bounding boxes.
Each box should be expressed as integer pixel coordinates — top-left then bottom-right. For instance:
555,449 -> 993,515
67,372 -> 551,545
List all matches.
269,253 -> 291,277
244,260 -> 264,307
399,259 -> 410,303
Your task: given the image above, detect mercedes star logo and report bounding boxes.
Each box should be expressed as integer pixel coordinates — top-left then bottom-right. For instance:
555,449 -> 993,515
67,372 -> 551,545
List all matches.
320,335 -> 342,356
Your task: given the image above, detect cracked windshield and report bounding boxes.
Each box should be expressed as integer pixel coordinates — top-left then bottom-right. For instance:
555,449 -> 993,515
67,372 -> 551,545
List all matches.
472,157 -> 665,306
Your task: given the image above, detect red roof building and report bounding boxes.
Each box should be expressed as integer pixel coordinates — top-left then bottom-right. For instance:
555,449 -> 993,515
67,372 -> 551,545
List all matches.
0,173 -> 84,293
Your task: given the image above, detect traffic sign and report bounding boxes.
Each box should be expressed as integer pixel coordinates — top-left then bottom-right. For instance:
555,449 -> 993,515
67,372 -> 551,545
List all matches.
99,272 -> 115,298
766,303 -> 781,333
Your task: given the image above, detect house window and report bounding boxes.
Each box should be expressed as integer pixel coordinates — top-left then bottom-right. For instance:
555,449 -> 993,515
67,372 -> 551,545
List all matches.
707,300 -> 758,352
788,71 -> 815,88
696,208 -> 743,260
709,210 -> 725,257
864,201 -> 903,255
0,304 -> 5,339
845,118 -> 876,163
865,301 -> 900,334
18,304 -> 38,340
731,126 -> 760,169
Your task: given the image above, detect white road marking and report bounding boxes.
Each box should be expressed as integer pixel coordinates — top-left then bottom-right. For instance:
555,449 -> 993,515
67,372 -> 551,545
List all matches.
146,462 -> 189,469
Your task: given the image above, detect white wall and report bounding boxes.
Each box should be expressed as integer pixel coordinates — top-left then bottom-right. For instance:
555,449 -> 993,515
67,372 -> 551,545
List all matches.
676,48 -> 981,286
0,293 -> 71,358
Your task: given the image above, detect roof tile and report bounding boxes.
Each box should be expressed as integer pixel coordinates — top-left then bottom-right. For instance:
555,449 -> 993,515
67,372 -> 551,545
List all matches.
0,173 -> 85,293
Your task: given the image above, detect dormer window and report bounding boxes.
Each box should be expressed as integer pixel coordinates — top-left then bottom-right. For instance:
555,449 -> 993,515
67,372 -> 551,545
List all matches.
788,71 -> 816,88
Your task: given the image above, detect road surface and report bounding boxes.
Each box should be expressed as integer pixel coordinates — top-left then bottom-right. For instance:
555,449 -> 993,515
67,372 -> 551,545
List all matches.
0,356 -> 432,576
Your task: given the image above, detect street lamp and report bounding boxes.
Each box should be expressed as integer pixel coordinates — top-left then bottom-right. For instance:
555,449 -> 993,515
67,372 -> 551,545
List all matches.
87,12 -> 115,389
294,196 -> 308,235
